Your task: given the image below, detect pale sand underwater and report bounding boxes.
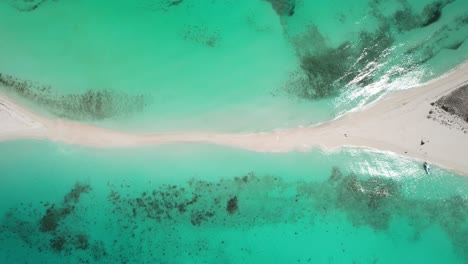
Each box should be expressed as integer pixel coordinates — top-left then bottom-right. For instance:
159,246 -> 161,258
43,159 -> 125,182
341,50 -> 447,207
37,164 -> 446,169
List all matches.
1,63 -> 468,175
1,0 -> 467,131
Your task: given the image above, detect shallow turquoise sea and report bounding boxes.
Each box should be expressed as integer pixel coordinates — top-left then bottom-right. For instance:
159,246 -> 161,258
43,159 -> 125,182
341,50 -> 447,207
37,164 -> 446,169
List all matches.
0,0 -> 467,131
1,0 -> 468,263
0,141 -> 467,263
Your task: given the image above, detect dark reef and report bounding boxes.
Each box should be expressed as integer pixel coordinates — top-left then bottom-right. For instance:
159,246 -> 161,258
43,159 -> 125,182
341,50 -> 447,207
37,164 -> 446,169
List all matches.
0,73 -> 146,121
36,183 -> 102,258
39,205 -> 73,233
391,0 -> 455,31
39,183 -> 92,233
421,0 -> 454,27
64,183 -> 93,204
283,24 -> 393,99
1,168 -> 467,262
265,0 -> 296,17
50,235 -> 66,252
226,196 -> 239,214
280,0 -> 464,100
0,182 -> 107,261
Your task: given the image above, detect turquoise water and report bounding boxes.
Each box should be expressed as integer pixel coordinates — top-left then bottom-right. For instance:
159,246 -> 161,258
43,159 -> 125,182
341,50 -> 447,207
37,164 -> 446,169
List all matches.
1,1 -> 468,263
0,141 -> 467,263
0,0 -> 467,131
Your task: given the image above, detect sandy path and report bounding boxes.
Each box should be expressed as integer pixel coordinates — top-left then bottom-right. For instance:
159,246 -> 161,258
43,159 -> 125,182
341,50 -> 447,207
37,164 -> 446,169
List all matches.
1,63 -> 467,175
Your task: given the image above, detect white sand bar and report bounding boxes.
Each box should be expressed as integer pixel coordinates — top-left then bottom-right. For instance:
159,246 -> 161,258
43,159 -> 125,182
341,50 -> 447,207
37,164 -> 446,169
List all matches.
1,63 -> 468,175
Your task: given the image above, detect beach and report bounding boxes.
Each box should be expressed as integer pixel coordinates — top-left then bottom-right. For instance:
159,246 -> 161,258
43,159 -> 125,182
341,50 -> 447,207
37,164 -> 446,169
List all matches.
1,62 -> 467,175
2,73 -> 468,262
2,1 -> 468,262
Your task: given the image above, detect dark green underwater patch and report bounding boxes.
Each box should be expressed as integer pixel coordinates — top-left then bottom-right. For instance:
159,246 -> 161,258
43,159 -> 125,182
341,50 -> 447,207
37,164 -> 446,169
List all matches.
0,73 -> 146,121
1,168 -> 466,262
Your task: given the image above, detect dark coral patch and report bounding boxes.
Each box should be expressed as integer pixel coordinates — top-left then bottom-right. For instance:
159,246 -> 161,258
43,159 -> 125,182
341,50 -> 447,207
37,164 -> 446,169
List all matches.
285,25 -> 393,99
64,183 -> 92,204
2,170 -> 467,261
190,211 -> 215,226
0,73 -> 146,121
50,235 -> 66,252
73,234 -> 90,250
279,0 -> 461,101
39,205 -> 73,233
265,0 -> 296,17
421,0 -> 454,27
335,174 -> 401,230
226,196 -> 238,214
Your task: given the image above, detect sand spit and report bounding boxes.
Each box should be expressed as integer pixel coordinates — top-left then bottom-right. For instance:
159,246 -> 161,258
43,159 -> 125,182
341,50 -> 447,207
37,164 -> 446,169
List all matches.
1,63 -> 468,175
